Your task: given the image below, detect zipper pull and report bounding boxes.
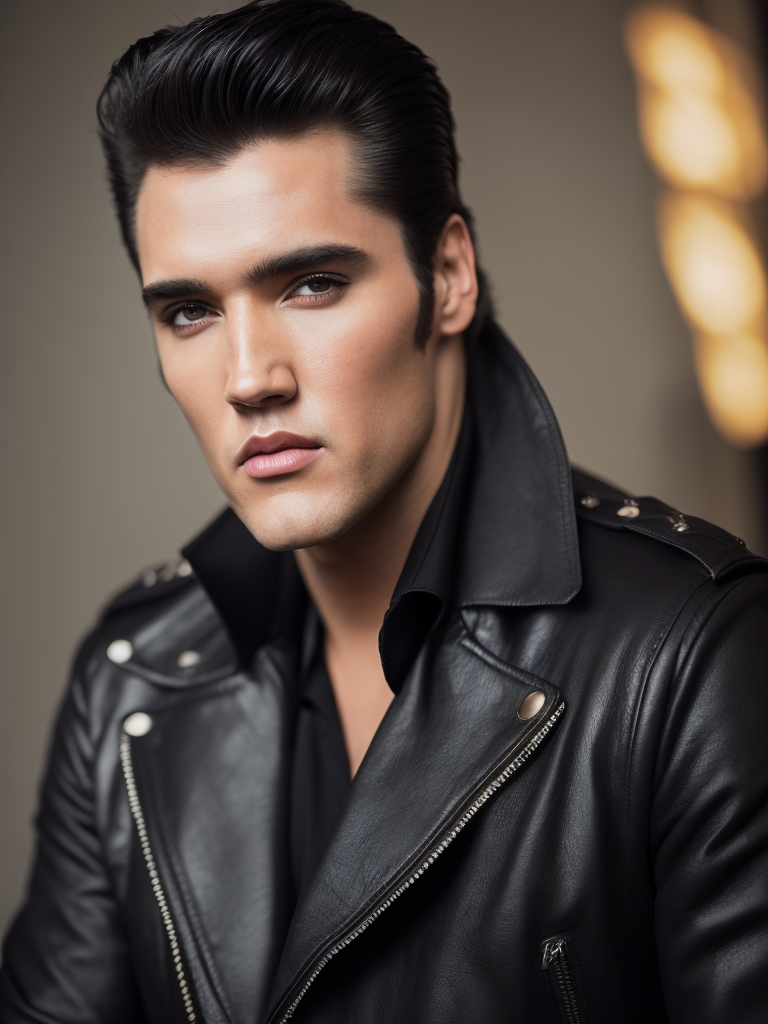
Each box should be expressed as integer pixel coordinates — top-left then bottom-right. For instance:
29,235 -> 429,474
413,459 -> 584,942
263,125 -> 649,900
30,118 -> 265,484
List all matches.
541,938 -> 565,969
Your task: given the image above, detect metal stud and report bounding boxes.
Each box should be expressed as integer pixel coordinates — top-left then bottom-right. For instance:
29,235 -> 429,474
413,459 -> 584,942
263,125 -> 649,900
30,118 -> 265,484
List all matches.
617,498 -> 640,519
177,650 -> 201,669
106,639 -> 133,664
123,712 -> 153,737
176,559 -> 193,578
517,690 -> 546,721
580,495 -> 600,509
142,569 -> 158,588
672,519 -> 689,532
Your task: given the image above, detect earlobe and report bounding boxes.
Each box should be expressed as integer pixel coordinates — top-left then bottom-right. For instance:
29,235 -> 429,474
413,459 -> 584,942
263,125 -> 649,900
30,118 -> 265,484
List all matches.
435,215 -> 479,337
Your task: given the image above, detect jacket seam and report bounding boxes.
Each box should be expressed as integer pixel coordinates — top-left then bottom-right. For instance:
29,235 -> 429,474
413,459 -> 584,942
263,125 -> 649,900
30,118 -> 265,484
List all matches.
622,573 -> 752,838
622,577 -> 708,837
666,572 -> 757,681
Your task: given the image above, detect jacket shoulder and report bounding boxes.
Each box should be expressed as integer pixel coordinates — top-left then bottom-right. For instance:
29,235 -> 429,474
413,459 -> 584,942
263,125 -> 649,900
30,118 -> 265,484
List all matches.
73,555 -> 236,690
98,555 -> 197,622
572,467 -> 768,581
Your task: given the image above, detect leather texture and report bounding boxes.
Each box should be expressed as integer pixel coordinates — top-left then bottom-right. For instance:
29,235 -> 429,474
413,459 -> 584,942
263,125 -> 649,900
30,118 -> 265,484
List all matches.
2,321 -> 767,1024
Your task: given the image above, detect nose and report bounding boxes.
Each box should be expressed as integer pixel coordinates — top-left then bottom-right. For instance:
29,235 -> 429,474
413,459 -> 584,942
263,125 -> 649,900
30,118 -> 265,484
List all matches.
223,301 -> 298,410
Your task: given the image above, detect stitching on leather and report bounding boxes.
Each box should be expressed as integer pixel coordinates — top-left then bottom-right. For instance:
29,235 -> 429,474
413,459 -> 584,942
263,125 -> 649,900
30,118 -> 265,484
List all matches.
622,574 -> 722,837
458,630 -> 554,691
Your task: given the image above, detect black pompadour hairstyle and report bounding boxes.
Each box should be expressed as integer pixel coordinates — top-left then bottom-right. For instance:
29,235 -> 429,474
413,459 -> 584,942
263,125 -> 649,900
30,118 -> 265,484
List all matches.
97,0 -> 490,346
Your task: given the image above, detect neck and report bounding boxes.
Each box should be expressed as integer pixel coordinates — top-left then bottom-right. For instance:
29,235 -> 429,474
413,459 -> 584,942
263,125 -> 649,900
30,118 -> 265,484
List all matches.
294,333 -> 466,650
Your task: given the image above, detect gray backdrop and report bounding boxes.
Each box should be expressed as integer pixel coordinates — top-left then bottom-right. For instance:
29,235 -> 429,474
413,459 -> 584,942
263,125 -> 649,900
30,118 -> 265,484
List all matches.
1,0 -> 762,935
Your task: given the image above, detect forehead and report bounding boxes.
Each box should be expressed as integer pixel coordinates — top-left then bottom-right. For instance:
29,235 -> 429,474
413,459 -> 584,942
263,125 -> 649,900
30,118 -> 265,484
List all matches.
135,130 -> 394,281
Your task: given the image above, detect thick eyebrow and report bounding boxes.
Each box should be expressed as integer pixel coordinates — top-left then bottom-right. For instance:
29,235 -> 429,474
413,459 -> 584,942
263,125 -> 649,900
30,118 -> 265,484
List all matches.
141,245 -> 372,311
141,279 -> 210,310
245,244 -> 372,285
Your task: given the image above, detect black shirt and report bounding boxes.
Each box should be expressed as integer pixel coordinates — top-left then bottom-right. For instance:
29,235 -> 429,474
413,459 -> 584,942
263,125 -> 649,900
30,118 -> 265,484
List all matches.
286,409 -> 475,910
289,610 -> 351,907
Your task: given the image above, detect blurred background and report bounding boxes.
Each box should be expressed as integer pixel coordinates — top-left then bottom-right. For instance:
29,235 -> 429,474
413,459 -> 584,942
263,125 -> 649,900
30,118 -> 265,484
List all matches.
2,0 -> 767,936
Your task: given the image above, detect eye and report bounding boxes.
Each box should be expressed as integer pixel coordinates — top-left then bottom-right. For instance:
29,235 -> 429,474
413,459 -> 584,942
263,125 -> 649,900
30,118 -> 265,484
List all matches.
293,276 -> 335,296
172,304 -> 213,326
286,273 -> 348,304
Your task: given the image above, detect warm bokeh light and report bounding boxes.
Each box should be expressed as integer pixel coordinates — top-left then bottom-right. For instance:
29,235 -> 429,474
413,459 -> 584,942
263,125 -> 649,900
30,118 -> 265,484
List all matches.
625,4 -> 723,95
625,4 -> 767,199
639,87 -> 750,197
625,4 -> 768,448
658,193 -> 766,334
694,332 -> 768,447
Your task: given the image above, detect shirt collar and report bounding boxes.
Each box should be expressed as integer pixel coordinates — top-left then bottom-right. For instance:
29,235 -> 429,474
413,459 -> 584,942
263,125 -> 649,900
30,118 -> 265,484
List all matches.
377,406 -> 474,688
183,319 -> 581,676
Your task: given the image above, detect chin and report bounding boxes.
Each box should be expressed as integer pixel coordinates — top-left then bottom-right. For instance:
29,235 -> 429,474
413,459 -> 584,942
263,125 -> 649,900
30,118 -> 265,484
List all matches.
233,489 -> 365,552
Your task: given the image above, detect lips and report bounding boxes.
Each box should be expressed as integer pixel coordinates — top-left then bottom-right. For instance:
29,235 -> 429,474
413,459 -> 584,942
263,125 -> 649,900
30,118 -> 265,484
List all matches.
237,431 -> 323,479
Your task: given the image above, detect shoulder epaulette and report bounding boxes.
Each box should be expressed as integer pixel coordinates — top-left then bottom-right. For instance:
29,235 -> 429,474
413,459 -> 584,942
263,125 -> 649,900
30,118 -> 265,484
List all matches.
99,555 -> 197,621
573,478 -> 767,580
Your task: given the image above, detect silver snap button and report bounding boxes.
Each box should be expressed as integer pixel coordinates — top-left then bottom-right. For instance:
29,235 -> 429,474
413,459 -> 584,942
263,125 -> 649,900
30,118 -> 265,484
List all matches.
123,712 -> 153,737
517,690 -> 546,721
177,650 -> 201,669
176,559 -> 193,578
106,639 -> 133,664
580,495 -> 600,508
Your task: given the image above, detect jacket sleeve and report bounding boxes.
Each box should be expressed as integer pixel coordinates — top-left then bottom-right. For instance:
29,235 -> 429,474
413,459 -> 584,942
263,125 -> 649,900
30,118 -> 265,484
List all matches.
0,643 -> 147,1024
652,572 -> 768,1024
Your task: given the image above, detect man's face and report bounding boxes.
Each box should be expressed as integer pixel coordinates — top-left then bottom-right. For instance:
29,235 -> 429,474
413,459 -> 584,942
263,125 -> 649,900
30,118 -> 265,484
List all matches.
136,131 -> 451,551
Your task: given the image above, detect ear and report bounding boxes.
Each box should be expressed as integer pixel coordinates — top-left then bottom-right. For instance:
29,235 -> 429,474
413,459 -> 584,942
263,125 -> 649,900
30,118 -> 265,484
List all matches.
433,214 -> 479,337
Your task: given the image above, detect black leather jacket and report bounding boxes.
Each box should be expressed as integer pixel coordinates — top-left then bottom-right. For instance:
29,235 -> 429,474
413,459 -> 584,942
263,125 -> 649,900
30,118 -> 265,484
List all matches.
2,322 -> 767,1024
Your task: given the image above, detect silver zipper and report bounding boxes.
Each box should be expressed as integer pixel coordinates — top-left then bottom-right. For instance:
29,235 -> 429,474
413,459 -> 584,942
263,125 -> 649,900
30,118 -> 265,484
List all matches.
541,936 -> 583,1024
542,938 -> 566,969
275,700 -> 566,1023
120,732 -> 197,1023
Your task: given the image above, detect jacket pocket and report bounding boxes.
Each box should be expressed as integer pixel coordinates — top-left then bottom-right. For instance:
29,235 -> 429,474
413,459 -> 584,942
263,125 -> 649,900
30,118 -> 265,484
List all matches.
540,933 -> 595,1024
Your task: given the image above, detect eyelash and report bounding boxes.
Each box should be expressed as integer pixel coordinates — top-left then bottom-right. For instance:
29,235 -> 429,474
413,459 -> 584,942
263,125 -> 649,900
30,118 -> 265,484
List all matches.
159,273 -> 349,332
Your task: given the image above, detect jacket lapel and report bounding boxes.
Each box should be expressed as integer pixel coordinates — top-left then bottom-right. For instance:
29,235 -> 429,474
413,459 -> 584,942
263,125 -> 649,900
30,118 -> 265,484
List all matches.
266,615 -> 564,1023
128,641 -> 298,1024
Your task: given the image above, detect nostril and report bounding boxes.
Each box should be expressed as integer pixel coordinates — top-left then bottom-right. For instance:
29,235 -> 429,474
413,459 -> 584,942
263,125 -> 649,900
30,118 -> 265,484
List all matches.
225,368 -> 298,409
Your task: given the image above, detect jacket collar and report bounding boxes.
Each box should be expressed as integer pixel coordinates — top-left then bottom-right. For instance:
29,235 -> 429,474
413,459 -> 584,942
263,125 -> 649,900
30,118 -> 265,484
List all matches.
183,319 -> 582,670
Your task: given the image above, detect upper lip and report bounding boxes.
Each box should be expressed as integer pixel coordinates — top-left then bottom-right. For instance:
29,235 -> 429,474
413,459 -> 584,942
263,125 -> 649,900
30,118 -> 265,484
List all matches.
237,431 -> 321,464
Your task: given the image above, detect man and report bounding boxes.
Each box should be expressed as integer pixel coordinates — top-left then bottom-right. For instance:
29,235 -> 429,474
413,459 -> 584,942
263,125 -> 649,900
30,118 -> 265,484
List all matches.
1,1 -> 767,1021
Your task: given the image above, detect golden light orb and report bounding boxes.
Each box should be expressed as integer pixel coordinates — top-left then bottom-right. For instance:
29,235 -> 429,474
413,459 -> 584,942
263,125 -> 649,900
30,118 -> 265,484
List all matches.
625,4 -> 723,95
625,4 -> 768,199
658,193 -> 766,335
639,89 -> 742,196
694,332 -> 768,447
